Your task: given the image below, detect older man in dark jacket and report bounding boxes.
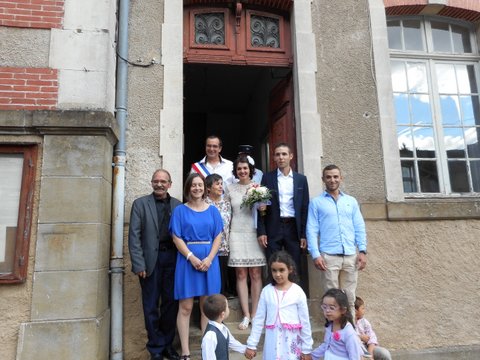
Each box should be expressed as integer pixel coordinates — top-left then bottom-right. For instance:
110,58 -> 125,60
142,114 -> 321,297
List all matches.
128,169 -> 181,360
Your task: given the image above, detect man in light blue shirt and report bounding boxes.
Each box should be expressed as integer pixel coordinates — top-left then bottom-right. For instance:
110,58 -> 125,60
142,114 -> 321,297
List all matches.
307,164 -> 367,316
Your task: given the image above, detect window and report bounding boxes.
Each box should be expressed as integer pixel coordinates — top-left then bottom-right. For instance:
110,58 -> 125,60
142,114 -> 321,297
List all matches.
388,17 -> 480,194
0,145 -> 37,283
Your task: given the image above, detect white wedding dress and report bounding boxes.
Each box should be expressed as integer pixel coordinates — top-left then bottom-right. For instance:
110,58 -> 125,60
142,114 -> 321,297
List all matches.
226,182 -> 267,267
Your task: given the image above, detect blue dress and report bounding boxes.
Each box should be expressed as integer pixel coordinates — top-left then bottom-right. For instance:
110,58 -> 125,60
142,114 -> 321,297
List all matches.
170,204 -> 223,300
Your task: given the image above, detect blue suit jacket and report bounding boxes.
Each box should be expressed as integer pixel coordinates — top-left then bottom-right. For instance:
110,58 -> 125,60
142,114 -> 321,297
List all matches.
257,169 -> 309,240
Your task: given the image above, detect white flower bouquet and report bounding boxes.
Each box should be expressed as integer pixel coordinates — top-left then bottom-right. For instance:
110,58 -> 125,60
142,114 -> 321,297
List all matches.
241,184 -> 273,215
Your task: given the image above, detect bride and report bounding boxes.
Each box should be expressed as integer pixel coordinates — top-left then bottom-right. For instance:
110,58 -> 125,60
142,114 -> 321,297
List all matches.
226,155 -> 267,330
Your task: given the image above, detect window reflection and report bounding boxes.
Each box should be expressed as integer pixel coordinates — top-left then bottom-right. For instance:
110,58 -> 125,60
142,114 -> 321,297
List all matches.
440,95 -> 461,125
387,20 -> 402,50
444,127 -> 466,158
418,160 -> 439,192
448,161 -> 469,192
471,161 -> 480,192
403,20 -> 423,51
398,126 -> 413,157
389,17 -> 480,194
401,160 -> 417,192
431,21 -> 451,52
413,127 -> 435,157
457,65 -> 477,94
394,94 -> 409,124
452,24 -> 472,53
465,127 -> 480,158
460,96 -> 480,126
436,64 -> 457,93
391,61 -> 407,92
411,94 -> 432,124
407,63 -> 427,93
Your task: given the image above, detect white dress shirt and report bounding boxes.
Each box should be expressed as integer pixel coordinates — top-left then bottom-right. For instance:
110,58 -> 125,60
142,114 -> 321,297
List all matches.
201,320 -> 247,359
277,168 -> 295,218
193,156 -> 234,186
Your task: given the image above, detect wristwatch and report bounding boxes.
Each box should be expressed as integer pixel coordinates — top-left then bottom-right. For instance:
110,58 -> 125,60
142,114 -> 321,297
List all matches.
359,250 -> 367,255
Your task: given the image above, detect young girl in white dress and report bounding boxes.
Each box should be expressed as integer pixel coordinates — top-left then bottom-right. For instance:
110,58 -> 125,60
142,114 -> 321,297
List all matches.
311,288 -> 363,360
245,251 -> 313,360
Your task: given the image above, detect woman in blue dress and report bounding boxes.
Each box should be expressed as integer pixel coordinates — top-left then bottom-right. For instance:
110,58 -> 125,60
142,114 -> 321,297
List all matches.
170,173 -> 223,360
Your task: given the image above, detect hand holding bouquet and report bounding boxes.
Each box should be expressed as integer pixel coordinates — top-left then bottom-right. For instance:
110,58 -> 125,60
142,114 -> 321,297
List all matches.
241,183 -> 273,216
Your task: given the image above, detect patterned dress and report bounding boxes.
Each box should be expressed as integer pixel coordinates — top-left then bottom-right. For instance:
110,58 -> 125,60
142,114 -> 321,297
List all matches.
205,196 -> 232,256
226,182 -> 266,267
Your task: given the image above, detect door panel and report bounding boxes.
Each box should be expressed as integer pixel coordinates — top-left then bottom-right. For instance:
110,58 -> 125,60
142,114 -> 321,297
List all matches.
268,72 -> 296,171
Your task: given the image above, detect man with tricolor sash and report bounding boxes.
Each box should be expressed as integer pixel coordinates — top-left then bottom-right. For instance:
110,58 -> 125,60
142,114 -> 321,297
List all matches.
191,135 -> 234,186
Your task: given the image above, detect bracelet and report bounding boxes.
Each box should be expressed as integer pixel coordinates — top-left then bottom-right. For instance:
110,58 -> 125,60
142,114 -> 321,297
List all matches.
186,251 -> 193,261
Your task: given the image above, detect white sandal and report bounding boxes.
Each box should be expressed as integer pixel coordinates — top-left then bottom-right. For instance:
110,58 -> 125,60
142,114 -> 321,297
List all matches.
238,316 -> 250,330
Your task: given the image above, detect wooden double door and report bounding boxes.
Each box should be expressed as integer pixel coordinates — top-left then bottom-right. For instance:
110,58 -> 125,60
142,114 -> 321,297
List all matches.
183,1 -> 297,172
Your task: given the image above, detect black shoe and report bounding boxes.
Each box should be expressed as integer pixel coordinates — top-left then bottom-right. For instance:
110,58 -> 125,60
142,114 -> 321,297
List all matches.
150,354 -> 163,360
162,347 -> 180,360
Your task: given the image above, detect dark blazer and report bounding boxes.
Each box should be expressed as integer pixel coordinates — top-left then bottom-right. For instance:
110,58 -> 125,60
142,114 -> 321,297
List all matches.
128,193 -> 182,276
257,169 -> 309,240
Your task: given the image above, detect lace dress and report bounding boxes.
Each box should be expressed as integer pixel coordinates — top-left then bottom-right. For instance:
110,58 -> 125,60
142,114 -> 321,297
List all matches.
226,182 -> 266,267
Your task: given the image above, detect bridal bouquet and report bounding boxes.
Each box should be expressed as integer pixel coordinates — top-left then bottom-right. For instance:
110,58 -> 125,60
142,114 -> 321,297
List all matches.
241,183 -> 273,215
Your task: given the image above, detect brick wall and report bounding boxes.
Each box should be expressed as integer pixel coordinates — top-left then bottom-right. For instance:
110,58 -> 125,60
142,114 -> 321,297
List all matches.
384,0 -> 480,21
0,67 -> 58,110
0,0 -> 64,29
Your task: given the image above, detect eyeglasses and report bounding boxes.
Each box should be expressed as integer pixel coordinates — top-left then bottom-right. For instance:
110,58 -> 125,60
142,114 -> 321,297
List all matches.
321,304 -> 339,312
152,180 -> 170,185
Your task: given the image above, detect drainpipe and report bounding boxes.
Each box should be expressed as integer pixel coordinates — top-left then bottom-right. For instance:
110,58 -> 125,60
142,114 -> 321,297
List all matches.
111,0 -> 130,359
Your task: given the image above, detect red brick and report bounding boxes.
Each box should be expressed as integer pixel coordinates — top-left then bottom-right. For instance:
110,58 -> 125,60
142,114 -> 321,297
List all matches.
14,73 -> 41,80
16,4 -> 42,10
0,2 -> 17,9
5,9 -> 33,16
27,92 -> 57,99
2,20 -> 31,27
30,21 -> 57,28
26,68 -> 54,74
1,79 -> 26,85
42,6 -> 64,12
27,80 -> 54,86
39,86 -> 58,92
38,99 -> 57,105
41,16 -> 60,23
0,67 -> 26,73
0,73 -> 14,79
11,98 -> 36,105
31,10 -> 56,16
0,85 -> 13,91
38,73 -> 58,80
0,91 -> 26,98
14,15 -> 38,21
14,85 -> 41,92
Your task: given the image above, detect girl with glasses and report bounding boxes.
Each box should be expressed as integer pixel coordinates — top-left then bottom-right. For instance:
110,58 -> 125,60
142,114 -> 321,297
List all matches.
312,288 -> 364,360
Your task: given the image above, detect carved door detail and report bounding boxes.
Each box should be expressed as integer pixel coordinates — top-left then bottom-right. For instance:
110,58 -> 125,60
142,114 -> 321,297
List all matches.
184,4 -> 292,67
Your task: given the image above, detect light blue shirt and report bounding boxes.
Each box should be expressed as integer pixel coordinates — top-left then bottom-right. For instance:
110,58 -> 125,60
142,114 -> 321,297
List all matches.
306,191 -> 367,259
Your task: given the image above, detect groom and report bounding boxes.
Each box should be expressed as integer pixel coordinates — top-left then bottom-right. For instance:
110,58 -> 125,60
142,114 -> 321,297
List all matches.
256,143 -> 309,285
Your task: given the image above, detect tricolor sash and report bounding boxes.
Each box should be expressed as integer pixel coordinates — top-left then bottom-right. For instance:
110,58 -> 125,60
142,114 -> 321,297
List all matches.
191,162 -> 210,179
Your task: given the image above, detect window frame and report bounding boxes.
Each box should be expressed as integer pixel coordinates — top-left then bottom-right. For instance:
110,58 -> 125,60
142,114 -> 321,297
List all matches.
0,145 -> 37,283
388,16 -> 480,196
